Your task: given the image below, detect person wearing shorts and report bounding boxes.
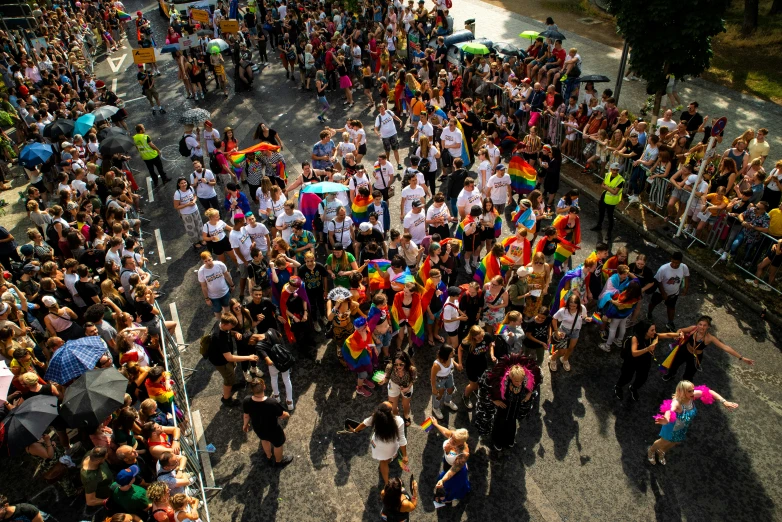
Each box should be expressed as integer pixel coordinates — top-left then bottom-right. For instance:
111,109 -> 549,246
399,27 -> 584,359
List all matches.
431,344 -> 459,419
374,105 -> 404,169
209,312 -> 258,407
137,65 -> 165,115
751,238 -> 782,288
242,379 -> 294,468
198,250 -> 235,319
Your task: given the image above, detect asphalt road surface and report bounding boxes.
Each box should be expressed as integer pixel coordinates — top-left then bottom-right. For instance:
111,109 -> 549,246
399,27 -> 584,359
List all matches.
5,2 -> 782,521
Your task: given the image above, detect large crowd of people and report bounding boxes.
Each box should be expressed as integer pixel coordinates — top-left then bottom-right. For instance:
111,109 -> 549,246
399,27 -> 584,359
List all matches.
0,0 -> 770,519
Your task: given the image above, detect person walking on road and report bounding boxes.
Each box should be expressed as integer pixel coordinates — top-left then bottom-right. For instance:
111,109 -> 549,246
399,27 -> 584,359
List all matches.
133,124 -> 170,187
208,312 -> 259,407
137,64 -> 166,116
374,104 -> 404,170
349,401 -> 409,485
242,378 -> 294,468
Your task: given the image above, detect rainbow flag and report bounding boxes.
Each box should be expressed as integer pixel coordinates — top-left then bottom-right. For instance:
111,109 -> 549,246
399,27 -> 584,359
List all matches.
454,216 -> 474,240
299,192 -> 322,232
598,281 -> 641,319
116,10 -> 132,19
502,235 -> 531,265
496,324 -> 509,336
493,212 -> 503,238
659,344 -> 681,373
552,237 -> 578,267
474,251 -> 514,285
391,267 -> 416,286
391,291 -> 425,346
590,312 -> 603,325
441,237 -> 462,254
397,449 -> 411,472
417,256 -> 432,284
276,160 -> 287,181
367,303 -> 391,333
552,214 -> 581,245
432,105 -> 448,120
368,259 -> 392,291
421,278 -> 447,313
512,206 -> 536,230
601,255 -> 621,283
455,119 -> 471,167
420,417 -> 434,432
351,193 -> 372,224
341,331 -> 374,373
509,155 -> 537,195
227,142 -> 281,170
145,377 -> 174,405
550,265 -> 590,314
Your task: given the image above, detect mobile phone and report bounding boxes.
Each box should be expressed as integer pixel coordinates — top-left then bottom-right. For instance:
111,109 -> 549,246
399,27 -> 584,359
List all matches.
344,418 -> 361,431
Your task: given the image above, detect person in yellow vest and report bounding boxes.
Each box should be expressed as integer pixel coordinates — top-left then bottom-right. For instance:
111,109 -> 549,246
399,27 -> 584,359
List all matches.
589,162 -> 624,243
133,124 -> 170,187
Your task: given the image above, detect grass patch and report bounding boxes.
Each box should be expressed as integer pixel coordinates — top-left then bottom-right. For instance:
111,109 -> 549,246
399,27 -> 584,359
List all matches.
539,0 -> 612,20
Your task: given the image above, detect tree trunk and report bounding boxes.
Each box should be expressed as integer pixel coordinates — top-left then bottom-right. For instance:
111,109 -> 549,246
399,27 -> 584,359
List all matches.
770,0 -> 782,15
743,0 -> 759,34
652,91 -> 664,119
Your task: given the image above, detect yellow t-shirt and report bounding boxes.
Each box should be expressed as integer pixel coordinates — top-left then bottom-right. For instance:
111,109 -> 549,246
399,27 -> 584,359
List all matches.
705,193 -> 728,216
768,208 -> 782,237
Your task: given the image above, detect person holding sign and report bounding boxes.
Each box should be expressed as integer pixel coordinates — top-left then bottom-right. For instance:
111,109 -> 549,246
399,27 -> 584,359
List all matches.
210,48 -> 229,97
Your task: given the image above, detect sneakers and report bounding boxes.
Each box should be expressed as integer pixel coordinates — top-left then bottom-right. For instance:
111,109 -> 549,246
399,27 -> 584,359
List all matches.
462,394 -> 473,409
464,264 -> 472,275
445,401 -> 459,411
314,322 -> 322,333
549,357 -> 558,372
562,360 -> 571,372
221,397 -> 240,407
629,386 -> 639,401
274,455 -> 294,468
243,371 -> 252,382
397,164 -> 403,170
363,379 -> 376,389
317,116 -> 325,123
614,386 -> 623,400
433,407 -> 444,420
598,343 -> 611,353
356,385 -> 371,397
251,366 -> 263,377
160,107 -> 167,114
286,400 -> 295,411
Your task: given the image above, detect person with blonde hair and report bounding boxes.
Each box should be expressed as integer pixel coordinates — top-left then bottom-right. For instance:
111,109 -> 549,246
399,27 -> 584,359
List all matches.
201,207 -> 235,265
146,481 -> 175,522
197,251 -> 234,319
458,325 -> 494,409
648,380 -> 737,465
429,418 -> 471,504
171,492 -> 203,522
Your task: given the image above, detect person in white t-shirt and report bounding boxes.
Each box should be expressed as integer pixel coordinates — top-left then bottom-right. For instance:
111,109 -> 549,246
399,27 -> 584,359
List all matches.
275,200 -> 306,243
400,174 -> 426,220
173,177 -> 204,248
198,251 -> 235,319
485,164 -> 512,212
648,251 -> 689,331
476,149 -> 492,190
328,207 -> 355,250
549,294 -> 589,372
412,112 -> 434,141
440,119 -> 463,173
335,131 -> 357,162
202,121 -> 220,154
190,160 -> 219,211
348,168 -> 372,200
667,165 -> 710,222
243,212 -> 270,256
229,213 -> 254,298
374,104 -> 404,169
403,200 -> 427,244
373,154 -> 395,199
456,177 -> 482,218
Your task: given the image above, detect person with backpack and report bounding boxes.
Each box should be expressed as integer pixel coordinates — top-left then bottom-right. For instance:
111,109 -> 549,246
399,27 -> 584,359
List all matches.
190,160 -> 220,212
207,312 -> 259,407
256,327 -> 295,411
181,125 -> 203,163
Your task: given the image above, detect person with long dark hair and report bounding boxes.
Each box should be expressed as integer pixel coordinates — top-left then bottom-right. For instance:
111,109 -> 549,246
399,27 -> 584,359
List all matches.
378,351 -> 417,427
615,321 -> 679,401
540,144 -> 562,207
380,477 -> 418,521
350,401 -> 408,484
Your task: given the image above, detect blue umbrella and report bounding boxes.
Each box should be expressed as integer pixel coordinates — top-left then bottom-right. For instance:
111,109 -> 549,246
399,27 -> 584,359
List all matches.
44,336 -> 111,385
160,43 -> 180,54
301,181 -> 349,194
19,143 -> 53,167
74,113 -> 96,137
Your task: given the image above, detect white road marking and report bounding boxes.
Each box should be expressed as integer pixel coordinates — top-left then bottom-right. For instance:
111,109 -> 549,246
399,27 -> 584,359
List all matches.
525,474 -> 563,522
123,96 -> 147,104
155,229 -> 166,264
146,177 -> 155,203
111,78 -> 126,97
169,302 -> 184,346
107,53 -> 127,73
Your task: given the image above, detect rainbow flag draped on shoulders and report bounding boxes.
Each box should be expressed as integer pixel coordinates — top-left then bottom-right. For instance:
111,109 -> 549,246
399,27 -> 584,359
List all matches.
454,216 -> 474,240
552,214 -> 581,245
227,142 -> 282,173
493,212 -> 503,238
351,193 -> 372,224
509,155 -> 537,195
454,119 -> 472,167
551,265 -> 591,314
502,235 -> 531,266
391,267 -> 416,286
417,256 -> 432,284
421,278 -> 447,313
601,254 -> 621,282
367,303 -> 392,333
511,206 -> 536,230
341,331 -> 374,373
550,237 -> 578,268
368,259 -> 392,291
391,292 -> 425,346
598,281 -> 641,319
474,251 -> 514,285
299,192 -> 322,232
145,375 -> 174,405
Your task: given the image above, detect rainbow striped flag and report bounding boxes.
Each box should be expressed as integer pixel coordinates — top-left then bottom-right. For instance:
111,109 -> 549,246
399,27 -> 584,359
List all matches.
659,344 -> 680,373
474,252 -> 514,285
391,292 -> 424,346
421,278 -> 447,313
552,237 -> 578,268
420,417 -> 434,432
599,285 -> 641,319
276,160 -> 287,181
299,192 -> 322,232
116,10 -> 132,19
601,254 -> 621,283
417,256 -> 432,284
493,213 -> 503,238
496,324 -> 509,336
455,119 -> 472,167
454,216 -> 474,240
432,105 -> 449,121
145,377 -> 174,405
368,260 -> 392,291
227,142 -> 281,170
509,155 -> 537,195
512,206 -> 536,230
590,312 -> 603,325
367,303 -> 391,333
552,214 -> 581,245
351,193 -> 372,224
341,331 -> 374,373
390,267 -> 416,286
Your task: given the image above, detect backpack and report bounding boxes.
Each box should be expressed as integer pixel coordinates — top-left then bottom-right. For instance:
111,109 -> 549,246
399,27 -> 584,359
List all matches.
492,331 -> 510,359
417,157 -> 431,174
178,135 -> 191,157
46,221 -> 60,246
266,344 -> 295,372
199,324 -> 218,358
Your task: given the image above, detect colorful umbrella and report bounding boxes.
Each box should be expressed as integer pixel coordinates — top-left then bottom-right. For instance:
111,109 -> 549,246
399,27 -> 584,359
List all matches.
60,367 -> 128,429
519,30 -> 540,41
19,143 -> 53,167
44,336 -> 111,385
459,42 -> 490,55
301,181 -> 350,194
1,395 -> 59,456
74,113 -> 96,136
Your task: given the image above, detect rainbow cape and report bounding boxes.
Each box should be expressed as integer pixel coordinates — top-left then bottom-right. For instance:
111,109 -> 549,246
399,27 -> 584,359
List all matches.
493,212 -> 503,238
227,142 -> 281,170
341,330 -> 374,373
474,252 -> 514,285
552,214 -> 581,245
550,265 -> 591,314
509,155 -> 537,195
601,255 -> 621,282
116,10 -> 132,20
598,278 -> 640,319
552,237 -> 578,268
351,193 -> 372,224
455,119 -> 472,167
368,259 -> 392,291
391,292 -> 424,346
454,216 -> 474,240
431,105 -> 449,120
145,377 -> 174,405
299,192 -> 322,232
421,278 -> 447,313
417,256 -> 432,285
391,267 -> 417,286
511,206 -> 536,230
367,303 -> 391,333
502,235 -> 531,266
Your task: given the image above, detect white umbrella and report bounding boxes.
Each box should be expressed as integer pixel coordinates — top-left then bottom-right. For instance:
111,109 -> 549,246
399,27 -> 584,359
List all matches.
207,38 -> 230,53
0,361 -> 13,402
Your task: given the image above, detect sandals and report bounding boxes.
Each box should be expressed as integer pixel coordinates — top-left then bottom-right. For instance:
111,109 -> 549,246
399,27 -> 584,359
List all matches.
656,449 -> 666,466
647,446 -> 656,465
435,335 -> 444,343
404,417 -> 411,427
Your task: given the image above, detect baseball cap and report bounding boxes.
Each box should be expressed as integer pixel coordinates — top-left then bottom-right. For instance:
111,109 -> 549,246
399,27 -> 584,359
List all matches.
22,263 -> 40,274
61,142 -> 73,148
332,243 -> 344,251
412,200 -> 423,208
522,77 -> 531,83
20,244 -> 34,256
116,465 -> 140,486
516,267 -> 531,278
610,162 -> 621,170
0,302 -> 9,315
42,295 -> 57,308
495,163 -> 506,171
447,286 -> 461,297
353,317 -> 367,328
359,222 -> 372,232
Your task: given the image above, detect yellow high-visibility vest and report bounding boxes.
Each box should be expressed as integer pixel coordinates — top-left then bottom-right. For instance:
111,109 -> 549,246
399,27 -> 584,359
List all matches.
603,172 -> 624,206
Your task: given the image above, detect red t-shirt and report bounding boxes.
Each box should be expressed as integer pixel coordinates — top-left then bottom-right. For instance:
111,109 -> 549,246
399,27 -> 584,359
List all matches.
552,48 -> 566,66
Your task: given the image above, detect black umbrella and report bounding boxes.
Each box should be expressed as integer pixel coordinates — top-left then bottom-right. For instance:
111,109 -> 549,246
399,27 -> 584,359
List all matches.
493,41 -> 523,57
539,28 -> 566,41
99,134 -> 136,156
98,126 -> 127,140
43,119 -> 75,139
60,367 -> 127,429
1,395 -> 59,456
573,74 -> 611,83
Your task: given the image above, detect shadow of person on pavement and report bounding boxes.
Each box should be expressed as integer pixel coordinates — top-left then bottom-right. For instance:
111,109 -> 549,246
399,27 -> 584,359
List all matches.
541,376 -> 586,461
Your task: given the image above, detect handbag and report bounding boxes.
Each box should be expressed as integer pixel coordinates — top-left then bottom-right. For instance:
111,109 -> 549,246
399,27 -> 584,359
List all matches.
554,312 -> 578,351
378,165 -> 395,198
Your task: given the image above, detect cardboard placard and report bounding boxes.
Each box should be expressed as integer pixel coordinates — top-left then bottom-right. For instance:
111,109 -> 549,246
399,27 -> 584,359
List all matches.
219,20 -> 240,33
132,48 -> 156,64
190,8 -> 210,23
30,37 -> 48,53
179,37 -> 195,49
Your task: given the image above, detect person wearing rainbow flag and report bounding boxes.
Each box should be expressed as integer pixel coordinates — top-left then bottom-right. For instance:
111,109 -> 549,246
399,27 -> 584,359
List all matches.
341,317 -> 377,397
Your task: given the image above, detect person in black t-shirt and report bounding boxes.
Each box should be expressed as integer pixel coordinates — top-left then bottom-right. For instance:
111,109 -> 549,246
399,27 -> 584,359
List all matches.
0,496 -> 41,522
246,286 -> 279,334
628,253 -> 656,324
75,264 -> 101,306
299,253 -> 328,330
242,378 -> 293,468
209,314 -> 259,407
523,307 -> 552,366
